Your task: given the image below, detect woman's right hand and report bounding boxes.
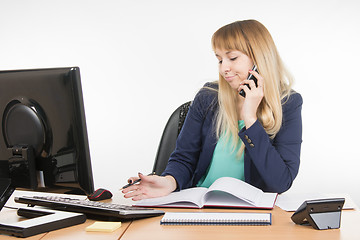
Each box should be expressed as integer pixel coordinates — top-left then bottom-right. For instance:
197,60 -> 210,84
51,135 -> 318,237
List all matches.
122,173 -> 177,201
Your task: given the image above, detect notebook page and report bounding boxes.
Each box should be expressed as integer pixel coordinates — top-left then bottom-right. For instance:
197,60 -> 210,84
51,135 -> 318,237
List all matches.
135,187 -> 208,207
206,177 -> 263,205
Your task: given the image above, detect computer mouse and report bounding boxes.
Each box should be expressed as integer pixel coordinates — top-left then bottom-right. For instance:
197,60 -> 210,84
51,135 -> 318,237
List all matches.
88,188 -> 113,201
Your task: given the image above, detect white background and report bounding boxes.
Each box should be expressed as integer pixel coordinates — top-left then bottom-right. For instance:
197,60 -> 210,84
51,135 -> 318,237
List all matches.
1,0 -> 359,206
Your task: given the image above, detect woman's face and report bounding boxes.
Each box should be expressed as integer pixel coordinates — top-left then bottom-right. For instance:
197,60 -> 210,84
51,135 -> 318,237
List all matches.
214,49 -> 254,91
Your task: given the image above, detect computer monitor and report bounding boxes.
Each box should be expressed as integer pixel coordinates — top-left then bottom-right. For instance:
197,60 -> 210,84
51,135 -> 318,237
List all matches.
0,67 -> 94,202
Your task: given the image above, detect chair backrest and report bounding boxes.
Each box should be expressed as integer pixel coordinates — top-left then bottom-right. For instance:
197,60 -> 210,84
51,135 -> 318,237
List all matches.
152,101 -> 191,175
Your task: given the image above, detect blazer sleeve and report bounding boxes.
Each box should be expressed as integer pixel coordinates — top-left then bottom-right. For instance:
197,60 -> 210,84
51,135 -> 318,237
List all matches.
239,92 -> 303,193
161,83 -> 217,190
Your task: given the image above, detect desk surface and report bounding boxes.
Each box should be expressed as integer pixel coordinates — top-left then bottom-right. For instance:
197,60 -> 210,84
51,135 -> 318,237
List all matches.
1,191 -> 359,240
120,207 -> 360,240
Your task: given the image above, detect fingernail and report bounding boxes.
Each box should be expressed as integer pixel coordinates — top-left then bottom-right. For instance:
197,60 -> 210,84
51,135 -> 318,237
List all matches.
138,172 -> 143,176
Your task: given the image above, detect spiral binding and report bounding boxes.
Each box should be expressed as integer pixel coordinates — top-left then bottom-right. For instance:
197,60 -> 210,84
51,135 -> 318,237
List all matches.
160,212 -> 271,226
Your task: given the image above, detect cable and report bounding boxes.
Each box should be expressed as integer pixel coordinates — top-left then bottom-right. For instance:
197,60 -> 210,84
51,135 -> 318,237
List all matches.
3,206 -> 18,210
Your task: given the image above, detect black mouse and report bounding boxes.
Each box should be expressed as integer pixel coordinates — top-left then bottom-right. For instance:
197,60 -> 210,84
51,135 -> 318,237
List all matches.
88,188 -> 113,201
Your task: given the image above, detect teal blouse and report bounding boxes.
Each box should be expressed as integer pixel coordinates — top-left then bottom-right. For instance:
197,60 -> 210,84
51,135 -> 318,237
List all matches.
197,120 -> 245,188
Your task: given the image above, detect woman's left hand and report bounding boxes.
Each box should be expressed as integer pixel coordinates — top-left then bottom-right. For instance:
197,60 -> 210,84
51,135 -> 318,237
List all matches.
237,70 -> 264,128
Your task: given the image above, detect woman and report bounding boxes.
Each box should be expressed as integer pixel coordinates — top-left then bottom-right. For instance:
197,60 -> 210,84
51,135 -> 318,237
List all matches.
123,19 -> 302,201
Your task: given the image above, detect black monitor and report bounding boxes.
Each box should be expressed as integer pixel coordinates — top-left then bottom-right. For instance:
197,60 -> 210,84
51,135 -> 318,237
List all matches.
0,67 -> 94,203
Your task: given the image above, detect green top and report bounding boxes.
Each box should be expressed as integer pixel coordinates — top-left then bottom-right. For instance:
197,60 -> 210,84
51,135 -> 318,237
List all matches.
197,120 -> 245,188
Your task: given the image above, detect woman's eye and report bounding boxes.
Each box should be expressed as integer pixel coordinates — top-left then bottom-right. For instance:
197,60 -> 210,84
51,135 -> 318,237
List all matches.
230,57 -> 237,61
218,60 -> 223,64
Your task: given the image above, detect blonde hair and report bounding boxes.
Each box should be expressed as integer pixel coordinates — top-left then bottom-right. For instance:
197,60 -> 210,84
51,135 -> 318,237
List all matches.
211,20 -> 293,154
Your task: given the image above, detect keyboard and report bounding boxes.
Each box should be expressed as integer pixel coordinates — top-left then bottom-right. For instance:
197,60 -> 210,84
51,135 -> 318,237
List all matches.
14,195 -> 165,220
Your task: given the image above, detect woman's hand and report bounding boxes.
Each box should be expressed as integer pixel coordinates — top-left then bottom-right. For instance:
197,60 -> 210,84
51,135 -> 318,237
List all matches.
237,70 -> 264,128
122,173 -> 177,201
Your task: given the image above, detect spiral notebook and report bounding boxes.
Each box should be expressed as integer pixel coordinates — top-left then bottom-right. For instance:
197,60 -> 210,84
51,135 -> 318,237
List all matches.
160,212 -> 272,225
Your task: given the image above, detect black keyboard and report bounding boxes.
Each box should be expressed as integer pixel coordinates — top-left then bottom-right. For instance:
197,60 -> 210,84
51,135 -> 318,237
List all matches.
14,195 -> 164,220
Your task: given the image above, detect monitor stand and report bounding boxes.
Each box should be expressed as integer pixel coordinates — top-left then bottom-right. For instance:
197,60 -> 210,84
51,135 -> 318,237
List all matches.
0,178 -> 14,210
0,207 -> 86,237
0,179 -> 86,238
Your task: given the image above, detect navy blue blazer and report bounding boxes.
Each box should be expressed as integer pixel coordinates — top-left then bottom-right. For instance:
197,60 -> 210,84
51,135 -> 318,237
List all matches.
162,82 -> 303,193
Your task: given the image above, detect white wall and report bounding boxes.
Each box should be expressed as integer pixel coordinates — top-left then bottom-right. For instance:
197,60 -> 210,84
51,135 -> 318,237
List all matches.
1,0 -> 359,206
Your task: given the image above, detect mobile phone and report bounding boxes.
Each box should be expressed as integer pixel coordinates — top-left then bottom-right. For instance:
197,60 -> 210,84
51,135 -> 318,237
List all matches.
239,65 -> 258,97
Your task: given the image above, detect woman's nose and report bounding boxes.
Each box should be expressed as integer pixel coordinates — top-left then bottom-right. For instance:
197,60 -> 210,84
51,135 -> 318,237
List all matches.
220,61 -> 230,74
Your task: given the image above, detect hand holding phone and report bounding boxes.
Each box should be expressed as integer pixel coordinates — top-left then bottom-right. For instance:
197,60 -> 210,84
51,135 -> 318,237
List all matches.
239,65 -> 258,98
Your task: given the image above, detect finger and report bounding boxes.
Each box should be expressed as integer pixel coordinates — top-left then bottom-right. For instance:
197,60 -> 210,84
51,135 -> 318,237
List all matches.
121,176 -> 140,192
138,172 -> 144,179
247,79 -> 257,89
137,172 -> 151,182
125,186 -> 151,201
249,69 -> 260,78
127,177 -> 139,184
132,188 -> 151,201
138,173 -> 159,184
121,182 -> 141,193
250,70 -> 263,87
123,189 -> 141,199
131,193 -> 144,201
238,84 -> 250,95
240,79 -> 256,89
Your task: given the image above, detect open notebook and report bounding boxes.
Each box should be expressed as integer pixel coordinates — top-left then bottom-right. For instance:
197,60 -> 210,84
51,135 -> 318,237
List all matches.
135,177 -> 277,209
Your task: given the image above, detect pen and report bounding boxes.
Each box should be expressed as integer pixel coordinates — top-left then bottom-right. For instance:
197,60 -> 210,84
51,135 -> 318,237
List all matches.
120,172 -> 156,190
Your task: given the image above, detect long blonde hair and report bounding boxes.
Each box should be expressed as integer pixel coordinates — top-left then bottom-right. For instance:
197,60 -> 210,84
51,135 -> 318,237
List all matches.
211,20 -> 293,154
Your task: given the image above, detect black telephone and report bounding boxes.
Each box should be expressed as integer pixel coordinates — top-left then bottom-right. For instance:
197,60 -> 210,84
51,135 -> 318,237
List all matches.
239,64 -> 258,97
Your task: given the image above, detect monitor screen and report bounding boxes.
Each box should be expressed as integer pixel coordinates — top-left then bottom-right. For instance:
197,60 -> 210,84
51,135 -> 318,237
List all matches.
0,67 -> 94,196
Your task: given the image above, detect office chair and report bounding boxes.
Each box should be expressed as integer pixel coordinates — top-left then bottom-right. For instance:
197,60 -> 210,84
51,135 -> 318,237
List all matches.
152,101 -> 191,175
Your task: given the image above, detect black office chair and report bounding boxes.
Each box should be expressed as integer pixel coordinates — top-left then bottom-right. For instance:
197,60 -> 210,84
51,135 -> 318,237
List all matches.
152,101 -> 191,175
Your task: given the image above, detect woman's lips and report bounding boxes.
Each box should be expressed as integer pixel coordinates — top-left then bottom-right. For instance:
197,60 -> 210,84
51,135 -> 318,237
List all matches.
225,75 -> 235,81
